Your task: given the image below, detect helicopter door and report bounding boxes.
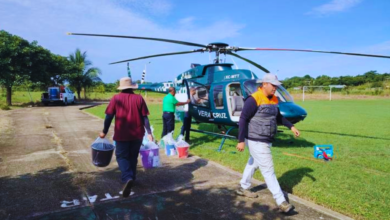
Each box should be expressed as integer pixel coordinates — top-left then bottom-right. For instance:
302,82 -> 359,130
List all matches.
187,81 -> 213,122
210,84 -> 228,123
226,83 -> 244,123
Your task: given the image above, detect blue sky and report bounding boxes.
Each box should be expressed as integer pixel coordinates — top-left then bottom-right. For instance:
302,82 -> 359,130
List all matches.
1,0 -> 389,83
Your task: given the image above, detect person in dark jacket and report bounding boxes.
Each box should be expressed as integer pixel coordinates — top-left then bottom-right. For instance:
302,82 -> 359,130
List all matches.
235,73 -> 300,213
99,77 -> 153,198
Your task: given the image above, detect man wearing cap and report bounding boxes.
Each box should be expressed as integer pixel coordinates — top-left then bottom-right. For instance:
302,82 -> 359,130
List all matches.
161,87 -> 190,138
99,77 -> 153,198
235,73 -> 300,213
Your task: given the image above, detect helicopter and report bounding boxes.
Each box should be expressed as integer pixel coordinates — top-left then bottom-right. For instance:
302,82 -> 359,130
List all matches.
68,33 -> 390,150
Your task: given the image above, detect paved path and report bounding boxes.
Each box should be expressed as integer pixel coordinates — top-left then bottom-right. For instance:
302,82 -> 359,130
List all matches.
0,105 -> 352,220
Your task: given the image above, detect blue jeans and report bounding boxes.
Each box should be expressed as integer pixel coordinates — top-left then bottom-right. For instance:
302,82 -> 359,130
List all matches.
115,140 -> 142,183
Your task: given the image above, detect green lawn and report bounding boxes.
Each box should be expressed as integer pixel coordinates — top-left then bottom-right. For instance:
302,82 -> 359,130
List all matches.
86,99 -> 389,219
0,91 -> 165,106
0,91 -> 43,105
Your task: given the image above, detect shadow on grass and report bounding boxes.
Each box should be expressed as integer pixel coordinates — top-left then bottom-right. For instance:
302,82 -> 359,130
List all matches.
299,129 -> 390,141
0,158 -> 290,220
273,133 -> 317,148
278,168 -> 316,194
188,124 -> 316,149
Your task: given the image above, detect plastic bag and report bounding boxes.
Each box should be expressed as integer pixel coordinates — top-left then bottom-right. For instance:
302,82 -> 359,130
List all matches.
176,140 -> 190,148
91,137 -> 115,151
141,141 -> 159,151
165,131 -> 176,145
142,126 -> 155,146
176,134 -> 184,143
161,131 -> 177,156
140,139 -> 161,168
176,140 -> 190,158
91,137 -> 115,167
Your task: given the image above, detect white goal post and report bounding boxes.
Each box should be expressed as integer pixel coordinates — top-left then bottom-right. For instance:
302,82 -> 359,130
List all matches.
302,85 -> 346,101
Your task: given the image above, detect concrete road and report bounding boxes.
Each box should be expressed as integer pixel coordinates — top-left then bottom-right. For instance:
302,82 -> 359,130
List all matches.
0,105 -> 352,220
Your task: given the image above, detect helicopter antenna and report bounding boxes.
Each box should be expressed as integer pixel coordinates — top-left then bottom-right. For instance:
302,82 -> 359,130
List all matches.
248,65 -> 256,79
230,57 -> 239,69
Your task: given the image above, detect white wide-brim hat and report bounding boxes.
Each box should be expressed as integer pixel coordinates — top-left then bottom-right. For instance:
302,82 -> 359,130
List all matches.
117,77 -> 138,90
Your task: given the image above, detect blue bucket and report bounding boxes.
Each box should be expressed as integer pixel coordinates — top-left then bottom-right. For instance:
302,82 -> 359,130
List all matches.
165,144 -> 176,156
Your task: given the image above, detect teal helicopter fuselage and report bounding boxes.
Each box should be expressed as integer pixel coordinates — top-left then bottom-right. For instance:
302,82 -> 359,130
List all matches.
138,63 -> 307,127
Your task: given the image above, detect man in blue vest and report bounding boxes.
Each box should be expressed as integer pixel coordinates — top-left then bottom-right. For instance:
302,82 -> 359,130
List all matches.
236,73 -> 300,213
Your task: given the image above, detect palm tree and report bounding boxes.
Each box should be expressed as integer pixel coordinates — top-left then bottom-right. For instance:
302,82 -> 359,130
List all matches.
68,49 -> 101,100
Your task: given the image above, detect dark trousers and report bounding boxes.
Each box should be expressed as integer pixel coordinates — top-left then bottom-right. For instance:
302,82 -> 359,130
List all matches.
180,112 -> 192,141
115,140 -> 142,183
161,112 -> 175,138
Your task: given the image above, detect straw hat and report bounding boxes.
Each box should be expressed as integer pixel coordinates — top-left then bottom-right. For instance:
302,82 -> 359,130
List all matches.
117,77 -> 138,90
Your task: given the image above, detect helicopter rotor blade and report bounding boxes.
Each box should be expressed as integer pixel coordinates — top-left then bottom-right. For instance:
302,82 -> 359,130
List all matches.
235,47 -> 390,59
110,50 -> 203,65
228,52 -> 270,73
67,33 -> 207,48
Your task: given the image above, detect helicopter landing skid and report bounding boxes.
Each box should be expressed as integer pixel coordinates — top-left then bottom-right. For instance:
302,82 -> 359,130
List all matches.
190,126 -> 237,152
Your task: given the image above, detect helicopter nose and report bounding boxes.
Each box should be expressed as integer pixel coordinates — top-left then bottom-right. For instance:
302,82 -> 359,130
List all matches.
281,103 -> 307,124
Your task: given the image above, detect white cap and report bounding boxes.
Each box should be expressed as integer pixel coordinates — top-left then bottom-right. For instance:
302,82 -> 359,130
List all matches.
262,73 -> 282,86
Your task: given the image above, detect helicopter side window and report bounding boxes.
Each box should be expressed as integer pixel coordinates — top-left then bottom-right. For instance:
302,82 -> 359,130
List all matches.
243,80 -> 293,102
189,85 -> 210,108
213,85 -> 224,109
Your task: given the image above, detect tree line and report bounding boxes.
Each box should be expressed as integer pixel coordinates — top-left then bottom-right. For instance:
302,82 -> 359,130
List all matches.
282,71 -> 390,89
0,30 -> 100,106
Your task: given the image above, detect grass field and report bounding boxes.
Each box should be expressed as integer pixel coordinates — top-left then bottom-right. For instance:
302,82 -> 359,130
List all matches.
86,99 -> 390,220
0,91 -> 165,107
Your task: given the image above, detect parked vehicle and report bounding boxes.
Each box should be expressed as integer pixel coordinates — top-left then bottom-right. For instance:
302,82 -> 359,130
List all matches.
41,86 -> 76,106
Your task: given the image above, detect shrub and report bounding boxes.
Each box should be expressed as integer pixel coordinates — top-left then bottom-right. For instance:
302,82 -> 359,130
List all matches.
0,104 -> 11,110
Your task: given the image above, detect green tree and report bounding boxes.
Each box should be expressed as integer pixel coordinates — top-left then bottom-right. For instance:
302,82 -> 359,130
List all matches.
0,30 -> 71,105
0,31 -> 31,105
67,49 -> 101,100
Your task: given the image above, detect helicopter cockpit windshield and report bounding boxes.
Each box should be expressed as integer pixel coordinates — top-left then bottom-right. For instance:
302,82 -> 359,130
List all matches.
243,80 -> 294,102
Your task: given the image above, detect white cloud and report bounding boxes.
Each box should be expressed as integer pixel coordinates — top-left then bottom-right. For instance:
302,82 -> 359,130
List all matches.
179,17 -> 196,27
308,0 -> 362,16
0,0 -> 245,82
367,40 -> 390,53
115,0 -> 173,16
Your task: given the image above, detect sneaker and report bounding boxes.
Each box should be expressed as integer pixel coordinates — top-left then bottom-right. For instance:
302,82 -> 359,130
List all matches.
278,201 -> 294,213
236,186 -> 258,198
122,179 -> 133,198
